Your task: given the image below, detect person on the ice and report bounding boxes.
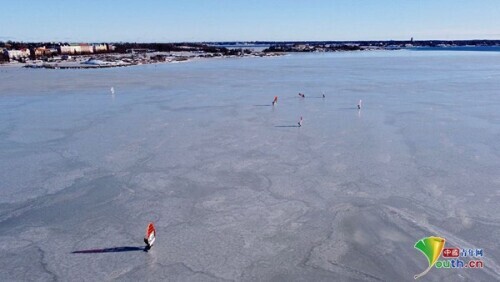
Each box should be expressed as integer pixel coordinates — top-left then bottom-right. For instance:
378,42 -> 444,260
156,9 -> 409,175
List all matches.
357,99 -> 362,109
144,222 -> 156,250
298,116 -> 303,127
272,96 -> 278,106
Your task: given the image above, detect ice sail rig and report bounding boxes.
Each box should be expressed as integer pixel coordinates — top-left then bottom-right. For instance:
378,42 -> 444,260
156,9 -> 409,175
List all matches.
144,222 -> 156,248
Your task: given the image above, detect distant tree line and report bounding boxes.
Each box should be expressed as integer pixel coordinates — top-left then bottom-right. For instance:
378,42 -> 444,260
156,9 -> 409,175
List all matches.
263,44 -> 363,53
111,42 -> 232,54
226,40 -> 500,47
2,40 -> 500,51
0,41 -> 60,50
262,39 -> 500,53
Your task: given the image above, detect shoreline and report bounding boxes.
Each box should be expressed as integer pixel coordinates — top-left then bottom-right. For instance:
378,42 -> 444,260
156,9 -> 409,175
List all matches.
2,46 -> 499,70
0,51 -> 285,70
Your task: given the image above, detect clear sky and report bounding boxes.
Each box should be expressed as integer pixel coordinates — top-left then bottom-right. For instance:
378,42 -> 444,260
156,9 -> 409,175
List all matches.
1,0 -> 499,42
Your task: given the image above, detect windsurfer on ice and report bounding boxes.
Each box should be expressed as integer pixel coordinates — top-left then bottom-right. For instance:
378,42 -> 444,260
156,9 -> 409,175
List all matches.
144,222 -> 156,251
272,96 -> 278,106
298,116 -> 303,127
357,99 -> 362,110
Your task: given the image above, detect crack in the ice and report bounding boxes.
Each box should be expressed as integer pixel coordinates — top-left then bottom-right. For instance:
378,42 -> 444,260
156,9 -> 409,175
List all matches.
326,259 -> 384,281
35,245 -> 59,281
175,262 -> 235,282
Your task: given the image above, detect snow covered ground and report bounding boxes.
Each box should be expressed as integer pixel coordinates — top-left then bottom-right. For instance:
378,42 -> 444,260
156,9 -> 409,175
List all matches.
1,51 -> 499,281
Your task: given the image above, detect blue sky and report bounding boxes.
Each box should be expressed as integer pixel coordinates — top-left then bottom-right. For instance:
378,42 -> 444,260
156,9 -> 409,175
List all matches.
0,0 -> 499,42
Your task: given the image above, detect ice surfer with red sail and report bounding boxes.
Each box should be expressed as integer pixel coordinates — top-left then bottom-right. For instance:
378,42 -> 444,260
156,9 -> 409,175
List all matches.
272,96 -> 278,106
144,222 -> 156,250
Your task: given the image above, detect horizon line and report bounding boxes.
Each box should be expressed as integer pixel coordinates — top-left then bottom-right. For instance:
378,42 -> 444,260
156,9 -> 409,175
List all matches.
2,38 -> 500,44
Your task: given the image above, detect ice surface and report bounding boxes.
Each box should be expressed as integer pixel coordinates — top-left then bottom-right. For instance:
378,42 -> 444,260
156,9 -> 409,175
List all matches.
1,51 -> 500,281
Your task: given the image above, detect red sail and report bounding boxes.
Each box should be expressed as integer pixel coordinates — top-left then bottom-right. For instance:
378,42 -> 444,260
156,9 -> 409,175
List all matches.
145,222 -> 156,247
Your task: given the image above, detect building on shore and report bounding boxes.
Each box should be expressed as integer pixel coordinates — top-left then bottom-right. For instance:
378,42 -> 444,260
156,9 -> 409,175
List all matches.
59,43 -> 94,55
3,48 -> 31,59
59,43 -> 114,54
59,44 -> 81,55
79,43 -> 94,54
34,46 -> 56,57
92,43 -> 108,53
34,47 -> 47,57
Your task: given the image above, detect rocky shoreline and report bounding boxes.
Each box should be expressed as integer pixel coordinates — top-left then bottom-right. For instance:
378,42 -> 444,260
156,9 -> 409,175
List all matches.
2,50 -> 284,70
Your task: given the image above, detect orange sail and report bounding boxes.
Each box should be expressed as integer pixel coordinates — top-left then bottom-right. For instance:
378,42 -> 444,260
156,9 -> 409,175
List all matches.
144,222 -> 156,248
